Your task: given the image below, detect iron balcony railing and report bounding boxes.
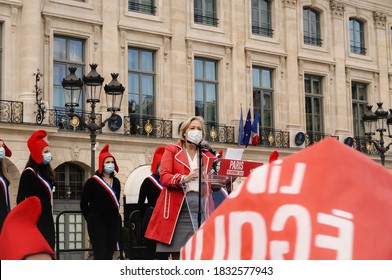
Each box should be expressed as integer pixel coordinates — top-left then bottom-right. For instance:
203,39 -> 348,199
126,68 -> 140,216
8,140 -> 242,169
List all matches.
256,128 -> 290,148
305,132 -> 339,147
124,114 -> 173,139
124,116 -> 235,143
205,122 -> 235,144
252,25 -> 274,37
304,36 -> 323,46
351,136 -> 379,155
48,108 -> 102,132
245,128 -> 290,148
128,1 -> 156,15
350,45 -> 367,55
0,99 -> 23,123
194,9 -> 218,26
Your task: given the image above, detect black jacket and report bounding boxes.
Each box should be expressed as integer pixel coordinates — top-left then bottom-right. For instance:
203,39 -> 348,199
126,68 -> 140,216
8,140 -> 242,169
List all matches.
0,174 -> 10,232
16,168 -> 55,249
80,175 -> 121,220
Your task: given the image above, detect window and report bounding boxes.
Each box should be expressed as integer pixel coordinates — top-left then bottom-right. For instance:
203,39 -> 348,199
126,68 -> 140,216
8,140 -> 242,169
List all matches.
54,163 -> 84,200
252,67 -> 273,130
303,7 -> 322,46
349,18 -> 366,55
352,82 -> 368,137
128,0 -> 156,15
252,0 -> 273,37
305,75 -> 323,134
194,0 -> 218,26
53,36 -> 84,109
54,163 -> 85,259
128,48 -> 155,116
194,57 -> 218,124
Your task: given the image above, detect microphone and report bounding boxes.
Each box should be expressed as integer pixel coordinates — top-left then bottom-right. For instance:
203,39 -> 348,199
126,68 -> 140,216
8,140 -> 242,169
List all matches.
186,139 -> 200,146
200,141 -> 220,158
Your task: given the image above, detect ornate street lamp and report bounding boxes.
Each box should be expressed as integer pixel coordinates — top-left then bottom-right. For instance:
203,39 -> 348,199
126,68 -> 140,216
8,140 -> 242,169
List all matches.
62,64 -> 125,175
362,102 -> 392,166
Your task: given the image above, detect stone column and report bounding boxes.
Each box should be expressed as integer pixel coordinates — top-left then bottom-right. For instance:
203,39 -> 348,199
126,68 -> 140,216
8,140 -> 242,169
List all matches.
170,0 -> 189,122
18,1 -> 43,123
101,1 -> 120,132
373,11 -> 389,106
329,0 -> 348,138
281,0 -> 301,146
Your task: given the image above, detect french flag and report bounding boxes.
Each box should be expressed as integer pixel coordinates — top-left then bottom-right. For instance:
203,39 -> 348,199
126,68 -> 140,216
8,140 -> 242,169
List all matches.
251,110 -> 259,146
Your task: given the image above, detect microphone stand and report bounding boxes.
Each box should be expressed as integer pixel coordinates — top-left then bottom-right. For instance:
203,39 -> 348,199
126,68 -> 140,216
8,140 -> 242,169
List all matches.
187,140 -> 203,229
197,142 -> 203,229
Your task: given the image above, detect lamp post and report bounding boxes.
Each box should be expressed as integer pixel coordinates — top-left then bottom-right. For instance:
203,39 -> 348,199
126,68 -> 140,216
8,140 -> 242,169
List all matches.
62,64 -> 125,176
362,102 -> 392,166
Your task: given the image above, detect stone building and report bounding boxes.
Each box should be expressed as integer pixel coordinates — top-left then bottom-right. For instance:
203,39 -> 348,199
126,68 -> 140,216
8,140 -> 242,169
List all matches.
1,0 -> 392,259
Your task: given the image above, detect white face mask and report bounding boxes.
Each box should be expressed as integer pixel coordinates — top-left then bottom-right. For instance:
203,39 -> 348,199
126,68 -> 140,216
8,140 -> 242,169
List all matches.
0,147 -> 5,160
187,130 -> 202,144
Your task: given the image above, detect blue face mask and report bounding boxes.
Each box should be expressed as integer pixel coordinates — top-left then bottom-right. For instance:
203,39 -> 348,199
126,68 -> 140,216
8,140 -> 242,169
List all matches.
0,147 -> 5,160
42,152 -> 52,165
104,163 -> 115,174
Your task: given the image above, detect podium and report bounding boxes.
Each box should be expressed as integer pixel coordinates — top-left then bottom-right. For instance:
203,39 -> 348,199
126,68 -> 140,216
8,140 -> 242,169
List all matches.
203,173 -> 232,191
205,157 -> 263,178
194,157 -> 264,227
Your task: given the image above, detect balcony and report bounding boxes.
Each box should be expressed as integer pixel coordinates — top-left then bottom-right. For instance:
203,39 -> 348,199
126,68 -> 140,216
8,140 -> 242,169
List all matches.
0,100 -> 23,123
250,128 -> 290,148
205,122 -> 235,144
123,116 -> 235,143
351,136 -> 379,155
128,1 -> 156,15
305,132 -> 339,147
194,9 -> 218,26
350,45 -> 367,55
252,25 -> 274,37
304,36 -> 323,46
47,108 -> 102,132
124,114 -> 172,138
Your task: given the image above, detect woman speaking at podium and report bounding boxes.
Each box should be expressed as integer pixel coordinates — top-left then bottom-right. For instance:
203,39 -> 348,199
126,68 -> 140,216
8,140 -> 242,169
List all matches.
145,116 -> 216,259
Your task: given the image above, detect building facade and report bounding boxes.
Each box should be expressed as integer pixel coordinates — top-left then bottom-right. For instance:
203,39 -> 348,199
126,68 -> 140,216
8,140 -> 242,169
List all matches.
1,0 -> 392,259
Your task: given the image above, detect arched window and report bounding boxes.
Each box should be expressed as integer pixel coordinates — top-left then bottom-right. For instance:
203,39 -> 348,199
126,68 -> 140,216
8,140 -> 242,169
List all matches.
54,163 -> 84,200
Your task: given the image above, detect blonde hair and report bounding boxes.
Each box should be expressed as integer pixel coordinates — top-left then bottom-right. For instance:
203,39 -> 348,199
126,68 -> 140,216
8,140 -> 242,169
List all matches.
179,116 -> 206,143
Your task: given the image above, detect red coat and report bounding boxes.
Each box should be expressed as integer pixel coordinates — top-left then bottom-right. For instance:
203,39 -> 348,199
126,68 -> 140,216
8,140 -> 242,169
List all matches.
145,142 -> 215,244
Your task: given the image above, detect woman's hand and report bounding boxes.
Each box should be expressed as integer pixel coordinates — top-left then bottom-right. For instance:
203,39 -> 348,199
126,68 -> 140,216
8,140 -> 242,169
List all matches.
182,168 -> 199,183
